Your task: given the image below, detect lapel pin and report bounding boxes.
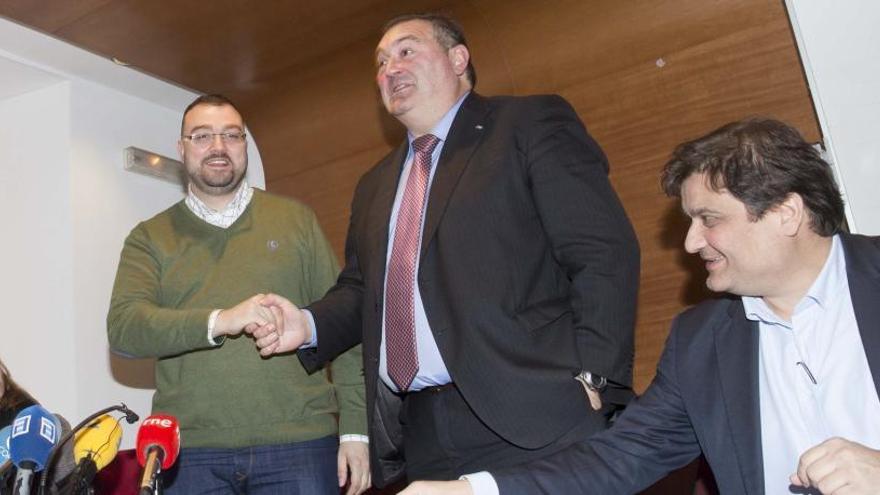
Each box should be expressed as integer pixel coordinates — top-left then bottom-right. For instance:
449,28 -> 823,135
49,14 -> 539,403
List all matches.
475,124 -> 484,130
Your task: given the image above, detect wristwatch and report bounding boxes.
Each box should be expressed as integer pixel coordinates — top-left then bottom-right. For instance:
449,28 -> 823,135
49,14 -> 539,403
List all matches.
575,371 -> 607,393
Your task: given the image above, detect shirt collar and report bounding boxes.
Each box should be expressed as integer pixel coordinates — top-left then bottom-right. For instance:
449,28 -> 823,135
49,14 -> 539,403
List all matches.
185,179 -> 253,228
406,91 -> 470,148
743,234 -> 843,325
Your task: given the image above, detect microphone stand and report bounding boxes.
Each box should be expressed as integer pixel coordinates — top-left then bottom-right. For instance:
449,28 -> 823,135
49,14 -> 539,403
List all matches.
138,451 -> 163,495
37,403 -> 139,495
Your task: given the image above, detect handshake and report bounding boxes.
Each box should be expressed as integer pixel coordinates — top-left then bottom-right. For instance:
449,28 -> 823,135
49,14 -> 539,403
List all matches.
213,294 -> 309,356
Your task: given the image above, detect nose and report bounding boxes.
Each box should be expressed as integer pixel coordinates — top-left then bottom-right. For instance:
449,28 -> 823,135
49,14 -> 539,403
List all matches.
384,56 -> 403,75
684,221 -> 705,254
207,134 -> 227,151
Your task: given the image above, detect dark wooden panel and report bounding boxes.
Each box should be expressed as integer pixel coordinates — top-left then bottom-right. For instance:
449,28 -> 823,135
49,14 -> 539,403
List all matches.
0,0 -> 446,94
0,0 -> 114,32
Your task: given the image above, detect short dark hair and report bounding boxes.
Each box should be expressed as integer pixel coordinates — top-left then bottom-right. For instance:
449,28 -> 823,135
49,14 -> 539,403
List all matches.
181,94 -> 244,135
661,117 -> 845,236
383,13 -> 477,88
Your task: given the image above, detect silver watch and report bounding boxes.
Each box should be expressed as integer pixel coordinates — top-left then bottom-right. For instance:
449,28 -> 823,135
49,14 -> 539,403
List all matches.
576,371 -> 607,392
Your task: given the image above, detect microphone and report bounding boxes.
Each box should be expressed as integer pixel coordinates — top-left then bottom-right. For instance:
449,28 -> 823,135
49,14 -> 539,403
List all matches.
1,425 -> 12,479
68,415 -> 123,494
136,415 -> 180,495
37,402 -> 139,495
1,425 -> 11,464
9,406 -> 59,495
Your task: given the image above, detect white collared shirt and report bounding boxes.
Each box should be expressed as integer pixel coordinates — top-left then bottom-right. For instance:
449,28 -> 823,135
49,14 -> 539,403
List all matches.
745,235 -> 880,494
184,179 -> 253,228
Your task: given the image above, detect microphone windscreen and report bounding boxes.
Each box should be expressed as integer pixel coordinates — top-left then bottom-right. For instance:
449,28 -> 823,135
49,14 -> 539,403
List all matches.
73,414 -> 122,471
0,426 -> 11,463
135,415 -> 180,470
9,405 -> 59,471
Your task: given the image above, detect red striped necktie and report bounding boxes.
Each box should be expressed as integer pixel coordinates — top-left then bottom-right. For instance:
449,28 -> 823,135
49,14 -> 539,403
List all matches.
385,133 -> 440,392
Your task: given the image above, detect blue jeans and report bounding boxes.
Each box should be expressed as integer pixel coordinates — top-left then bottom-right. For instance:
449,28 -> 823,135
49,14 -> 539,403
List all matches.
163,436 -> 338,494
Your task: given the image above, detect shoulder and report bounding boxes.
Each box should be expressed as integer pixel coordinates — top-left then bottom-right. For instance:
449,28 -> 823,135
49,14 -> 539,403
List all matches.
129,200 -> 187,238
671,296 -> 740,343
251,189 -> 312,215
250,189 -> 320,228
841,233 -> 880,268
477,93 -> 575,116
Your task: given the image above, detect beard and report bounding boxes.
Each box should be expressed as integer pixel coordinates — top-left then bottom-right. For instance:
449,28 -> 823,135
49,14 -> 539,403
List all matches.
186,151 -> 246,196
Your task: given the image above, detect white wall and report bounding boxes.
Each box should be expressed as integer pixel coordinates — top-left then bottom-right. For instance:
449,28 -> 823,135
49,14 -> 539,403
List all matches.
0,17 -> 265,448
786,1 -> 880,235
69,80 -> 191,435
0,83 -> 79,417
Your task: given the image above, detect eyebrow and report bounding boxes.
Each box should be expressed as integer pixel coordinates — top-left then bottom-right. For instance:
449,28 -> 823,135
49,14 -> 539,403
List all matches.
683,206 -> 720,218
185,124 -> 244,133
375,34 -> 421,58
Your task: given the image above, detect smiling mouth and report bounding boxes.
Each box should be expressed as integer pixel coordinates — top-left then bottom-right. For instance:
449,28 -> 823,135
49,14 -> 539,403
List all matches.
702,256 -> 724,270
391,82 -> 413,96
203,156 -> 230,167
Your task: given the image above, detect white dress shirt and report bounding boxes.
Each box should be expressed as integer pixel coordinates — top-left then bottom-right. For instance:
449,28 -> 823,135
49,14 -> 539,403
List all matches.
745,235 -> 880,494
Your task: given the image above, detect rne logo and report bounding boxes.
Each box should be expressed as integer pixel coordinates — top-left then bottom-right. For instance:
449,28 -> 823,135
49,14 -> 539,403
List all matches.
143,418 -> 174,428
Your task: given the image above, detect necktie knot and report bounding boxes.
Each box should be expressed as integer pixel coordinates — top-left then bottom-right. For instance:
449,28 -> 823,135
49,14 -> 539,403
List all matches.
412,134 -> 440,157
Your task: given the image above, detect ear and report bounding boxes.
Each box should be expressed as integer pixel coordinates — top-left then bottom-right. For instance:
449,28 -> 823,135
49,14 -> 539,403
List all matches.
448,44 -> 470,79
777,193 -> 806,236
177,139 -> 185,161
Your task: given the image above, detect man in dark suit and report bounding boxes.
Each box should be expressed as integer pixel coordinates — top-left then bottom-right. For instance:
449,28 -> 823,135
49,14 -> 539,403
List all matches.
401,118 -> 880,495
250,12 -> 639,488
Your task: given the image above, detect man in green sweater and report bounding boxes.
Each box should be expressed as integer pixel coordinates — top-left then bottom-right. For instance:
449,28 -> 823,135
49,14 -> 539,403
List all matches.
107,94 -> 370,494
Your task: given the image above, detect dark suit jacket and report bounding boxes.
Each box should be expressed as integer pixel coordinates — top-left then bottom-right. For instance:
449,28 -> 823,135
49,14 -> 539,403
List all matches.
300,93 -> 640,486
495,233 -> 880,495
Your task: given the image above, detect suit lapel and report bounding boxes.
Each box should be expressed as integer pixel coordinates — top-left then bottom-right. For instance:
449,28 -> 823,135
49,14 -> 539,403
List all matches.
368,142 -> 409,288
841,234 -> 880,397
419,93 -> 491,260
714,301 -> 764,495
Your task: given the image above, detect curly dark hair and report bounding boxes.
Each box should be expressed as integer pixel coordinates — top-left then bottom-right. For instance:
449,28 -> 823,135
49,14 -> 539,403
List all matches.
661,117 -> 844,236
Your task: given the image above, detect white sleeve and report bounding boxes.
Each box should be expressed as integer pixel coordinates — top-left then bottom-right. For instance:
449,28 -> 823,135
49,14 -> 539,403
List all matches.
460,472 -> 500,495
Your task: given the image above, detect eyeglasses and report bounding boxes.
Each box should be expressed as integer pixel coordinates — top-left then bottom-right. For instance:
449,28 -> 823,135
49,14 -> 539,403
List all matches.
182,131 -> 247,148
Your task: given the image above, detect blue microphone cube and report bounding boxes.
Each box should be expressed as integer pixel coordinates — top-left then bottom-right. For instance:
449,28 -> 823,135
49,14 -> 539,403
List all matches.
9,405 -> 58,471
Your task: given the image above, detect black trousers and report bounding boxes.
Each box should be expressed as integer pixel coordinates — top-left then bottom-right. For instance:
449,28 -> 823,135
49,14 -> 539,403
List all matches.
400,383 -> 606,481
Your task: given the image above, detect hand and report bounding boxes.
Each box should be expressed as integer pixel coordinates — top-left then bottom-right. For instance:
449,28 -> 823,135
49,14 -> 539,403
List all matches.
338,441 -> 370,495
575,376 -> 603,411
398,480 -> 473,495
213,294 -> 276,338
791,437 -> 880,494
586,388 -> 602,411
247,293 -> 311,356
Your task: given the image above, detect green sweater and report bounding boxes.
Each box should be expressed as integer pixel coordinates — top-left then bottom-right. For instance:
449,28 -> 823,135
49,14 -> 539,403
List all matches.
107,190 -> 366,448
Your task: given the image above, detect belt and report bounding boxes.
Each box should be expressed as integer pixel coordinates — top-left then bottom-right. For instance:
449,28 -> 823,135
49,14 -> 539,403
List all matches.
408,382 -> 456,396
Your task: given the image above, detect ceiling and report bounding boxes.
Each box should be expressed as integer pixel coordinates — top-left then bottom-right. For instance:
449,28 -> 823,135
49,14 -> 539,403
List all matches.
0,0 -> 443,98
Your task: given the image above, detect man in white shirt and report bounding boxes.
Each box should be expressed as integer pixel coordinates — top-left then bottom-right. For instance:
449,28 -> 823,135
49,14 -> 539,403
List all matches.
400,117 -> 880,495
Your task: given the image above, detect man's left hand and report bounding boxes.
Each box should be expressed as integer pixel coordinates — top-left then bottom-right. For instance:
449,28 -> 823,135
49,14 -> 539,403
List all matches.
586,388 -> 602,411
398,480 -> 474,495
338,441 -> 370,495
791,437 -> 880,494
